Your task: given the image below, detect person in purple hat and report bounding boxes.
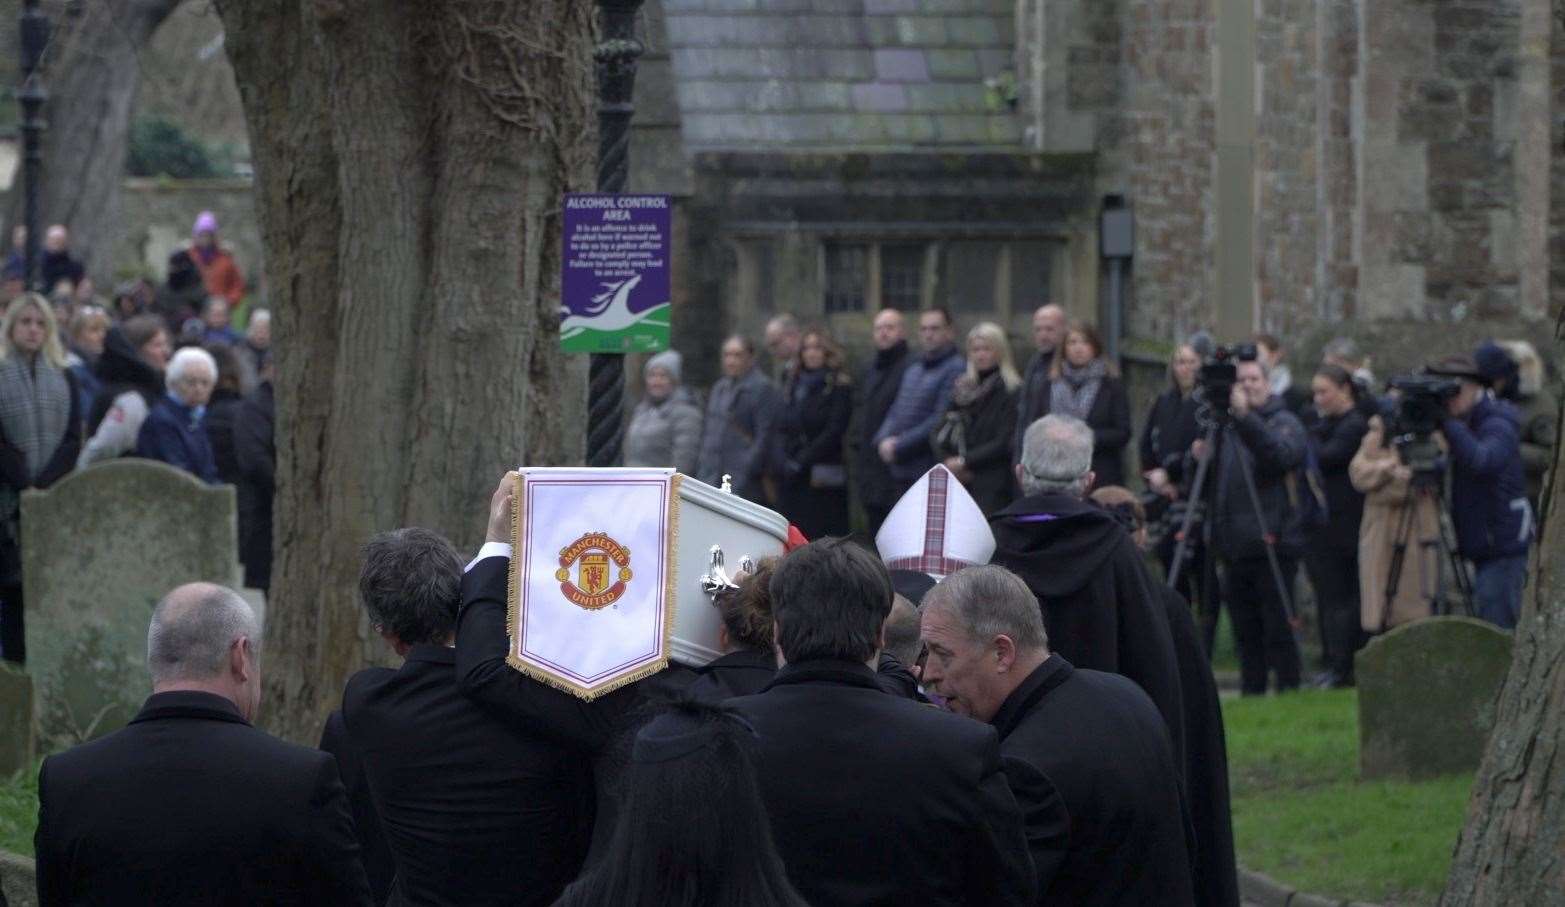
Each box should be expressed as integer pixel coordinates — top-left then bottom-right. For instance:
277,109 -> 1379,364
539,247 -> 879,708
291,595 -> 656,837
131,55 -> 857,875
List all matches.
1428,353 -> 1533,629
189,211 -> 245,305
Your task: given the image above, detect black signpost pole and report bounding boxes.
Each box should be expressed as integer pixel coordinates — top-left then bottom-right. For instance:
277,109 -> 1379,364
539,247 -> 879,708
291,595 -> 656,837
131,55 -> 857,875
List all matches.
17,0 -> 49,293
586,0 -> 646,467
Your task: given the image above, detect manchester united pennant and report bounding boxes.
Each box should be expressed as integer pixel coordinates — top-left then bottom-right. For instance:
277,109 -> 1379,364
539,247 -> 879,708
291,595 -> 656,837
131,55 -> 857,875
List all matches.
507,468 -> 681,700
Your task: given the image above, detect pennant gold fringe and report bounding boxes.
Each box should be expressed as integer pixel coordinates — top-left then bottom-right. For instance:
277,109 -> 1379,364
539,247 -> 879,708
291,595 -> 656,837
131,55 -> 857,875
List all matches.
504,470 -> 681,701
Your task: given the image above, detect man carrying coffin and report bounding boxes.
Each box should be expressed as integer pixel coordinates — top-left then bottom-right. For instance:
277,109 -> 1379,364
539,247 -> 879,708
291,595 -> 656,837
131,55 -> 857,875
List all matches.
920,565 -> 1194,907
989,415 -> 1185,757
727,538 -> 1036,906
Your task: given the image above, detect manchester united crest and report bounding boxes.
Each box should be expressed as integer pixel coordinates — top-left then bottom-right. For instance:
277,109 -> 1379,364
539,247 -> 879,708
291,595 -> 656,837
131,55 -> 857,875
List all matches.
555,531 -> 633,610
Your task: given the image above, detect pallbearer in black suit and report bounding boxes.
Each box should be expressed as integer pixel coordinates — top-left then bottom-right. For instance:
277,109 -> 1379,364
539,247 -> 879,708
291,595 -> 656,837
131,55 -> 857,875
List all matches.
34,583 -> 372,906
334,528 -> 589,907
725,538 -> 1036,907
920,566 -> 1195,907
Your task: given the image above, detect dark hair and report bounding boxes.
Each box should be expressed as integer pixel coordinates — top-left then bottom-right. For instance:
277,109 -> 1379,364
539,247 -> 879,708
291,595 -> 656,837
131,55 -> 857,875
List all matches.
554,701 -> 808,907
1314,363 -> 1353,389
769,537 -> 893,664
1254,333 -> 1283,354
920,306 -> 952,327
717,558 -> 778,651
121,313 -> 166,352
205,342 -> 244,395
723,334 -> 756,356
1049,320 -> 1119,379
358,528 -> 462,646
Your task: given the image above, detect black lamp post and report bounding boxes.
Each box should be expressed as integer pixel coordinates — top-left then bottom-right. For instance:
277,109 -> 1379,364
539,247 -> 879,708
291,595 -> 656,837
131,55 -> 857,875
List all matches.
585,0 -> 645,467
16,0 -> 48,293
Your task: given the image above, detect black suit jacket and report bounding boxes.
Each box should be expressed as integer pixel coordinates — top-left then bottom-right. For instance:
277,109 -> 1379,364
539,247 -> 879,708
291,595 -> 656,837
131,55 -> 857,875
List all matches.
994,656 -> 1194,907
684,647 -> 776,702
726,660 -> 1036,907
320,710 -> 397,905
340,645 -> 588,907
455,556 -> 695,864
34,691 -> 372,907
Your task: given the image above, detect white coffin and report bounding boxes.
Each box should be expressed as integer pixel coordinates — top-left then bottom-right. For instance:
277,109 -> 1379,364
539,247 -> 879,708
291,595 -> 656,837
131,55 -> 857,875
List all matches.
669,476 -> 790,666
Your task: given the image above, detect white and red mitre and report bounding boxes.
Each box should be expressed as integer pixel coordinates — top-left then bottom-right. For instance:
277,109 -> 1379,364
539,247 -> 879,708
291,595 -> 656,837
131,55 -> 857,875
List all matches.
875,465 -> 995,579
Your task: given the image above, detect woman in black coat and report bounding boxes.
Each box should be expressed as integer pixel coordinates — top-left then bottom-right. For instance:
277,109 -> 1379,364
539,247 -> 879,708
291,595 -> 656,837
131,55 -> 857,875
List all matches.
932,320 -> 1020,516
203,343 -> 246,487
1037,321 -> 1132,488
772,327 -> 852,539
1303,365 -> 1369,688
0,296 -> 81,663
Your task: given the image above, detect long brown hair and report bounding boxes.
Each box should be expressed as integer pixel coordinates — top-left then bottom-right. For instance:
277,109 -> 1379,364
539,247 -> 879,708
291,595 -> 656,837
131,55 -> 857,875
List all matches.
792,326 -> 853,388
1049,320 -> 1119,379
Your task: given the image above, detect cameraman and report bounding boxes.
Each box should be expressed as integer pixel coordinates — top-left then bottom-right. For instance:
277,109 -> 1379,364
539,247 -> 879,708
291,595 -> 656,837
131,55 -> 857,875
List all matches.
1428,355 -> 1533,629
1192,356 -> 1306,695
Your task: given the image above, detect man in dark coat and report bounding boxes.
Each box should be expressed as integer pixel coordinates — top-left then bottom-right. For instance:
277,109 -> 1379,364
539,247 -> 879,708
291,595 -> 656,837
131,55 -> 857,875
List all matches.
233,374 -> 275,593
855,307 -> 913,537
695,334 -> 779,503
1012,303 -> 1065,462
727,538 -> 1036,907
331,528 -> 587,907
920,565 -> 1194,907
34,583 -> 372,905
990,414 -> 1185,756
874,307 -> 965,498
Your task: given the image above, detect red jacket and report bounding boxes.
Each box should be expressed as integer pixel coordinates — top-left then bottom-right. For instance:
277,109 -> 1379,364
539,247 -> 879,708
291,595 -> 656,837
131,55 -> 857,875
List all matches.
193,245 -> 245,304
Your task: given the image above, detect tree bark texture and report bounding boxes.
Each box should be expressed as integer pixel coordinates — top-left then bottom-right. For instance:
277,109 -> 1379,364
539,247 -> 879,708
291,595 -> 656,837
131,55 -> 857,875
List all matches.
213,0 -> 592,744
14,0 -> 182,279
1440,336 -> 1565,897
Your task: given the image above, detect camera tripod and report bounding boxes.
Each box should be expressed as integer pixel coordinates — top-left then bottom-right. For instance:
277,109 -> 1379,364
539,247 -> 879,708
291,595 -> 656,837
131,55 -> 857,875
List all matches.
1167,413 -> 1301,649
1381,476 -> 1474,631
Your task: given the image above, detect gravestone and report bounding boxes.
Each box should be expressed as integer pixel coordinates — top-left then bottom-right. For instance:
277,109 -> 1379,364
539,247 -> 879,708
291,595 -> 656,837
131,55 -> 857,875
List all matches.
0,850 -> 37,907
0,662 -> 33,775
1358,616 -> 1513,781
21,460 -> 238,752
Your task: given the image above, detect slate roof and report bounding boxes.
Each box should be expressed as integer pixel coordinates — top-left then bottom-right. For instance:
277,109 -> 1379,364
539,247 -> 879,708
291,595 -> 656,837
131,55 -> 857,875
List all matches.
662,0 -> 1022,151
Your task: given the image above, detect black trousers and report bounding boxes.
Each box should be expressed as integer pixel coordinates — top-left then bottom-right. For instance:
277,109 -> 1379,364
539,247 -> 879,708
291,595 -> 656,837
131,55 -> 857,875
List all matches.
0,581 -> 23,663
1223,556 -> 1300,694
1305,548 -> 1364,679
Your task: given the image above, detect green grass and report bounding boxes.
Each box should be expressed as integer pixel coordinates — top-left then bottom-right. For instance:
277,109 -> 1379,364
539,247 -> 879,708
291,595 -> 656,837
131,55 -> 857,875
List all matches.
0,760 -> 39,857
1224,690 -> 1472,906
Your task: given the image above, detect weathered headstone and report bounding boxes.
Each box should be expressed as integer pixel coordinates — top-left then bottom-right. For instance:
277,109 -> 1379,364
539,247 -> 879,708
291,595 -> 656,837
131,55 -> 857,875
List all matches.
0,662 -> 33,775
0,849 -> 38,907
1358,616 -> 1513,781
21,460 -> 238,752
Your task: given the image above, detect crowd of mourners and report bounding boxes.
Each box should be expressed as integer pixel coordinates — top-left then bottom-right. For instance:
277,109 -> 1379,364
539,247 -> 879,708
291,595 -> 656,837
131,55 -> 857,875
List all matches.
2,247 -> 1551,905
0,213 -> 275,665
640,305 -> 1548,692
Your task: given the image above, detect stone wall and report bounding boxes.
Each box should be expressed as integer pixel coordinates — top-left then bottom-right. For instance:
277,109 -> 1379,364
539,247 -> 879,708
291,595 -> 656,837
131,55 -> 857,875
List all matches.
1253,0 -> 1321,338
1120,0 -> 1216,342
111,178 -> 262,296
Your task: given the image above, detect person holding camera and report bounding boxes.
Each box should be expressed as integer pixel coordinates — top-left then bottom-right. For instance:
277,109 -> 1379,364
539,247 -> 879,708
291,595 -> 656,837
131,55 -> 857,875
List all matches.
1193,357 -> 1306,695
1427,355 -> 1533,629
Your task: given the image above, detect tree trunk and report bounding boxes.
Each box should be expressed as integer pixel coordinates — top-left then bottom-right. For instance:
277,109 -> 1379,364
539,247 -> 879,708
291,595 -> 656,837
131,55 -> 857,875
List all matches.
16,0 -> 183,281
1442,4 -> 1565,903
213,0 -> 591,744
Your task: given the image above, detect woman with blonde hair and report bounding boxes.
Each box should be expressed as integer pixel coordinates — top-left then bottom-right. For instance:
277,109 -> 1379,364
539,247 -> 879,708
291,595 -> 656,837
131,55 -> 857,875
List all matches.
0,294 -> 82,662
933,321 -> 1020,514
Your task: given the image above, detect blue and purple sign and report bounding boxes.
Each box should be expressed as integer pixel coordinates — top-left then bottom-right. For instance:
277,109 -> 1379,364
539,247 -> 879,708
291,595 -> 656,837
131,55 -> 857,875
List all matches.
560,194 -> 671,354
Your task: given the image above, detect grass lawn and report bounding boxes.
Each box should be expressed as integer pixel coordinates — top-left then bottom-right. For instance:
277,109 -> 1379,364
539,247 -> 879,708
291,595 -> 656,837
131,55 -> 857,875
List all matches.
1224,689 -> 1472,906
0,760 -> 38,858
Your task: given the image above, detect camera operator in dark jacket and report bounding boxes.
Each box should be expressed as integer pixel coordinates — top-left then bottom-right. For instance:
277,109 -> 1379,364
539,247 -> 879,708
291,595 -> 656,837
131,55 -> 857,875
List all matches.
1195,357 -> 1306,695
1428,355 -> 1533,629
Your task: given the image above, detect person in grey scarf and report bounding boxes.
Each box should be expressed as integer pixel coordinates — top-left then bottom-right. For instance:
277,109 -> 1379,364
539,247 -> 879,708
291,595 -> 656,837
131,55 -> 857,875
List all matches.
1038,321 -> 1131,488
0,294 -> 81,663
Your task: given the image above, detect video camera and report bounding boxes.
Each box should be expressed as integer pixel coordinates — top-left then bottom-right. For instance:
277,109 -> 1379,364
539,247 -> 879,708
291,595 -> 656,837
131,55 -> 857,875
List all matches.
1195,342 -> 1259,419
1386,374 -> 1461,477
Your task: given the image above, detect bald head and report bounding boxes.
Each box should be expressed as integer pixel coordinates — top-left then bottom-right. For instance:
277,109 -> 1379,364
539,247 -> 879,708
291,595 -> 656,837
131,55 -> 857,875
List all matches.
147,584 -> 258,691
872,308 -> 906,351
1032,304 -> 1065,353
